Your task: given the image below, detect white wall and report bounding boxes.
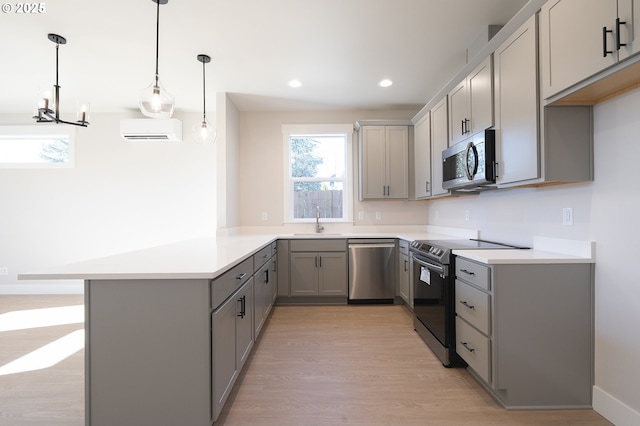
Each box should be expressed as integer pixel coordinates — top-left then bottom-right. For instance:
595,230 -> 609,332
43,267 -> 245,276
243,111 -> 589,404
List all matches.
425,89 -> 640,425
0,112 -> 217,293
216,94 -> 240,230
237,108 -> 428,229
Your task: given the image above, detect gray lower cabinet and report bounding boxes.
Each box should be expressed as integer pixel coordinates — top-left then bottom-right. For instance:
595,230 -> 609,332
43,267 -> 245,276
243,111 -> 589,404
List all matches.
398,239 -> 411,307
254,251 -> 277,337
290,251 -> 347,296
288,239 -> 347,297
212,277 -> 254,420
85,243 -> 277,426
454,256 -> 593,409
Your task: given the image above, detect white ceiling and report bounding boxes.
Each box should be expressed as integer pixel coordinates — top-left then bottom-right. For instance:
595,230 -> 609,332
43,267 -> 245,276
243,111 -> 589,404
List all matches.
0,0 -> 529,115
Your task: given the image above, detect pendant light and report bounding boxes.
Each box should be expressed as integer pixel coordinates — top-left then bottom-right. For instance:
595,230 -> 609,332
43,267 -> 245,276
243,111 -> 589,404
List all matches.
194,54 -> 216,144
138,0 -> 174,118
33,33 -> 90,127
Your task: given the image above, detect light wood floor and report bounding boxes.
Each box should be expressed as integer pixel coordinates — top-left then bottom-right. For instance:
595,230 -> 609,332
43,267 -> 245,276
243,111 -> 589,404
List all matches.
0,296 -> 612,426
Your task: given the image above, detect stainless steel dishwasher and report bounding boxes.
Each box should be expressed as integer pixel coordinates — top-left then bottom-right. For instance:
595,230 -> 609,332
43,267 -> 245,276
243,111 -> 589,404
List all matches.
348,239 -> 396,303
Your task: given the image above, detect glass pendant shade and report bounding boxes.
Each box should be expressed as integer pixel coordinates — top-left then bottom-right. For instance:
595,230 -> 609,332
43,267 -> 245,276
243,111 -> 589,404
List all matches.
139,76 -> 174,118
194,118 -> 216,144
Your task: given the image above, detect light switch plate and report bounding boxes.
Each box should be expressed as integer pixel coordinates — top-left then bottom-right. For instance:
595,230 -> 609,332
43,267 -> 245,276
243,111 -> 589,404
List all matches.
0,267 -> 8,276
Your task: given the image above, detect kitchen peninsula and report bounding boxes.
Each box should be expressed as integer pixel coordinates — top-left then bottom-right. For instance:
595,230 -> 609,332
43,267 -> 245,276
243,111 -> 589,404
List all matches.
19,229 -> 594,425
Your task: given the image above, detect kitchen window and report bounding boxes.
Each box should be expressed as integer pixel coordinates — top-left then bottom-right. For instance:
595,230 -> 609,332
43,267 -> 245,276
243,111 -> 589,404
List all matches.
0,126 -> 75,168
283,124 -> 353,223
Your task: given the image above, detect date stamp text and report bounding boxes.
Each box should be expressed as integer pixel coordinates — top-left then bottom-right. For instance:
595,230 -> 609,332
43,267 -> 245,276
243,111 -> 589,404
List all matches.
2,3 -> 46,13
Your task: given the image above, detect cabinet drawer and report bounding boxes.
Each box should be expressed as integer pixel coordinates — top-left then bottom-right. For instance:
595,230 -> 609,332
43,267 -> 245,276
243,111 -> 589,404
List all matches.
210,257 -> 253,310
456,317 -> 491,384
398,239 -> 409,255
455,280 -> 490,335
253,245 -> 272,271
289,239 -> 346,252
455,257 -> 490,291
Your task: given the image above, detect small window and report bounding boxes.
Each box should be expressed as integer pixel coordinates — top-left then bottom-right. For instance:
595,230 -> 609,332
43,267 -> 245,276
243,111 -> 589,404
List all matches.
283,124 -> 353,223
0,126 -> 75,168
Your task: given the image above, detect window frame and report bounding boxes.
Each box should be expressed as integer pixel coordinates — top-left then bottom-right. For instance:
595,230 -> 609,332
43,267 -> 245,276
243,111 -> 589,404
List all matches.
282,124 -> 353,224
0,125 -> 76,169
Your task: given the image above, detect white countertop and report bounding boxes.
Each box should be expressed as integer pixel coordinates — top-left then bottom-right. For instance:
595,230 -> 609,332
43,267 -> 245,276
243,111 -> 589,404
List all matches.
453,237 -> 595,264
18,230 -> 595,281
17,227 -> 464,281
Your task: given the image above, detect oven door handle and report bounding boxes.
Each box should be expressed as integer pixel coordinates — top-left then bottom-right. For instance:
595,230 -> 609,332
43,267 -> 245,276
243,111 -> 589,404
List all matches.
411,253 -> 447,276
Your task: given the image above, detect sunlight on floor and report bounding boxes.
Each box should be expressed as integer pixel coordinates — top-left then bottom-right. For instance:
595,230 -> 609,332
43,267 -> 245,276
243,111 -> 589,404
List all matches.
0,329 -> 84,376
0,305 -> 83,331
0,305 -> 85,376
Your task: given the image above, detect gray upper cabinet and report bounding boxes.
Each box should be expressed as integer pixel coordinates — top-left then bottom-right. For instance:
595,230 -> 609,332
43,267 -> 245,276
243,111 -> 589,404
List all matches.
539,0 -> 638,99
494,13 -> 593,187
358,125 -> 409,200
448,56 -> 494,146
494,14 -> 539,185
413,112 -> 431,199
429,97 -> 449,197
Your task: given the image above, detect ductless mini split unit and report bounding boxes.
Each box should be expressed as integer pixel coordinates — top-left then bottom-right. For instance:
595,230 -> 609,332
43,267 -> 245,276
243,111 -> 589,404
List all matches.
120,118 -> 182,141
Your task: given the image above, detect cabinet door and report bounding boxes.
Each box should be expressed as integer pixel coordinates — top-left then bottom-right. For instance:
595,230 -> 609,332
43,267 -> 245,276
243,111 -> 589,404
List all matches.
318,252 -> 347,296
236,279 -> 254,370
618,0 -> 640,60
430,96 -> 449,197
413,113 -> 431,199
290,252 -> 319,296
268,257 -> 277,306
468,56 -> 493,135
211,293 -> 238,419
385,126 -> 409,199
398,252 -> 410,304
494,15 -> 540,185
540,0 -> 618,99
448,80 -> 468,145
254,262 -> 268,336
360,126 -> 386,199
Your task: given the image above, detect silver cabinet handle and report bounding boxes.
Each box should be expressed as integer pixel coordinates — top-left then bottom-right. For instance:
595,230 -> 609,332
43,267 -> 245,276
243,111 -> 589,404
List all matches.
460,269 -> 475,276
460,300 -> 475,310
460,341 -> 475,353
235,273 -> 247,280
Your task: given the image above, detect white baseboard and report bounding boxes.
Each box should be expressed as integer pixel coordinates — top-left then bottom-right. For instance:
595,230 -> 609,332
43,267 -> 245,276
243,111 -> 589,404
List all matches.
0,282 -> 83,294
593,386 -> 640,426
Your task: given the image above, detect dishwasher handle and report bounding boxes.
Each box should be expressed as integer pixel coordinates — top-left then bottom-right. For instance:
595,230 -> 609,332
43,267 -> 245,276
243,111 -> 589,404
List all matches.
348,243 -> 396,249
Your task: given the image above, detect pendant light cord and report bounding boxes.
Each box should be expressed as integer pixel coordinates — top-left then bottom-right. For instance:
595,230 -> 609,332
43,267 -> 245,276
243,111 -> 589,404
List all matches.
55,42 -> 59,88
202,59 -> 207,120
154,0 -> 160,85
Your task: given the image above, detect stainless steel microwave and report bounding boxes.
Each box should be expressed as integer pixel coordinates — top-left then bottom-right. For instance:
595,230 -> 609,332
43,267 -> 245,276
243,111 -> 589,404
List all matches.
442,129 -> 496,192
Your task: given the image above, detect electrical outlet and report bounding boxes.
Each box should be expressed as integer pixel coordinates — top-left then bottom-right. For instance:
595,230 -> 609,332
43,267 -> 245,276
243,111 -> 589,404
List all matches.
375,212 -> 382,220
358,211 -> 364,220
562,207 -> 574,226
465,210 -> 470,221
261,212 -> 268,221
0,267 -> 8,276
435,210 -> 440,220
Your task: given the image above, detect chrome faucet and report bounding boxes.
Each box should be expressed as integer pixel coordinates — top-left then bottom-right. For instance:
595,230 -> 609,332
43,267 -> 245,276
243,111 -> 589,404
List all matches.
315,205 -> 324,233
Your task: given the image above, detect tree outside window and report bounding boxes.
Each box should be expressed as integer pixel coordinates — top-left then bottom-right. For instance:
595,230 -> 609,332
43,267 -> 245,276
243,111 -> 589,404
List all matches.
289,134 -> 346,221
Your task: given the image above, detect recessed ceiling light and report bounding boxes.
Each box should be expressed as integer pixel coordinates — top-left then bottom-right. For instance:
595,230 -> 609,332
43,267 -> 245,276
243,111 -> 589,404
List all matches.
379,79 -> 393,88
288,80 -> 302,88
